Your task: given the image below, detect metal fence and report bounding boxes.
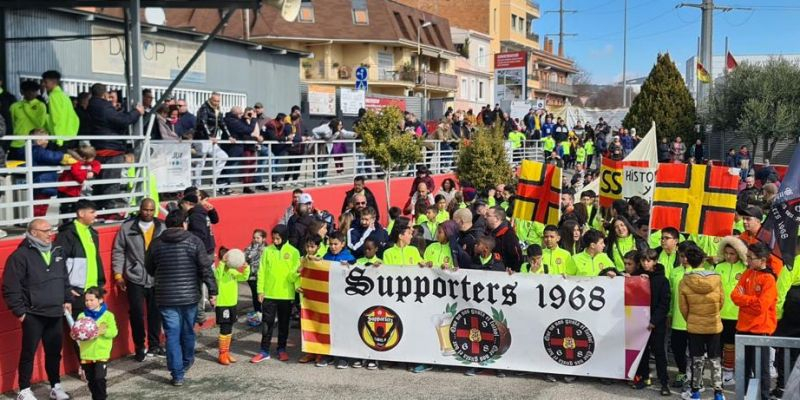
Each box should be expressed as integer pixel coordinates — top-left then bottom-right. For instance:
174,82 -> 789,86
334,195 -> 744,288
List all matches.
0,135 -> 543,229
735,334 -> 800,400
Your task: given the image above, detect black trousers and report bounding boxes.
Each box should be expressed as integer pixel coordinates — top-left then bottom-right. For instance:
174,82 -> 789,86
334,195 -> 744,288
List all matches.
689,333 -> 721,359
216,306 -> 236,335
637,325 -> 668,386
94,154 -> 126,210
261,299 -> 292,352
671,329 -> 689,374
127,282 -> 162,351
19,314 -> 63,389
247,280 -> 261,312
82,362 -> 107,400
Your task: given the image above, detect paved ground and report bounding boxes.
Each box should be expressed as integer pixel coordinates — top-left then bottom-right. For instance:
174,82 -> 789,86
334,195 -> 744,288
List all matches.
7,285 -> 739,400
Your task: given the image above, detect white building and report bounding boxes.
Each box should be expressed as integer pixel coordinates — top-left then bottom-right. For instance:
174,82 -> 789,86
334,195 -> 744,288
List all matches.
685,54 -> 800,100
451,27 -> 493,112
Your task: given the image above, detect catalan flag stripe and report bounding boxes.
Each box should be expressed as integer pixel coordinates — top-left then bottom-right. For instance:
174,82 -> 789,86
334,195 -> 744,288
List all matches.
300,260 -> 332,355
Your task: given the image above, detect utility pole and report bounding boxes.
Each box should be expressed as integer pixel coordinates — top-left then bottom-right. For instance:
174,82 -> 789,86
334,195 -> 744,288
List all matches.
677,1 -> 748,109
622,0 -> 628,108
545,0 -> 577,57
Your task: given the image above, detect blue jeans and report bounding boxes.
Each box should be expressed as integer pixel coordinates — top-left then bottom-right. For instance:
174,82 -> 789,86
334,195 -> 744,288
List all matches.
159,305 -> 198,380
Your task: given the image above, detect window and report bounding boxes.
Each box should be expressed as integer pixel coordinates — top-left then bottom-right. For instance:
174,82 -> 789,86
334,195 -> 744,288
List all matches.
477,47 -> 486,67
377,52 -> 394,80
471,78 -> 477,101
479,81 -> 485,100
394,12 -> 410,39
352,0 -> 369,25
518,18 -> 525,33
512,14 -> 517,30
297,3 -> 315,23
461,79 -> 468,99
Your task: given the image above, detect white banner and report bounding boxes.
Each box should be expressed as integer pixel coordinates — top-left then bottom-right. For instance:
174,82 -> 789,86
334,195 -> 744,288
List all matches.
622,166 -> 657,201
340,88 -> 365,116
308,85 -> 337,116
150,142 -> 191,192
301,262 -> 651,379
510,101 -> 531,121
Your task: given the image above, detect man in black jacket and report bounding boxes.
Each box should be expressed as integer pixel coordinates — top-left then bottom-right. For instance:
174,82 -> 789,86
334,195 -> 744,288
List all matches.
112,198 -> 165,361
222,106 -> 257,193
287,193 -> 317,252
195,93 -> 231,194
84,83 -> 144,211
146,209 -> 216,387
341,176 -> 380,222
3,218 -> 72,400
485,207 -> 523,272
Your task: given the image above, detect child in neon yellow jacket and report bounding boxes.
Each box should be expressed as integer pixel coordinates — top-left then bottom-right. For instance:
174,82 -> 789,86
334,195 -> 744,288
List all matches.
214,247 -> 250,366
78,287 -> 118,400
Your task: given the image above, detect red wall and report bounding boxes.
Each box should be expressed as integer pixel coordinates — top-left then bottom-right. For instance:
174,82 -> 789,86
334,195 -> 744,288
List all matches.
0,175 -> 449,392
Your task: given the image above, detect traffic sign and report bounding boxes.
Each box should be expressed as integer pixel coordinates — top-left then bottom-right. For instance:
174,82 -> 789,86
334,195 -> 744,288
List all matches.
355,80 -> 368,91
355,66 -> 368,81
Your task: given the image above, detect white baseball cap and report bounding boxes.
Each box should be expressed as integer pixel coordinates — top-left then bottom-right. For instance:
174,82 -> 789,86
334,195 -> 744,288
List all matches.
299,193 -> 313,204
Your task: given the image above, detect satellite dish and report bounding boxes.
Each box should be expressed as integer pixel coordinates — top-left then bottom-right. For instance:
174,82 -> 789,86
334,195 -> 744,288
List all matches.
144,8 -> 166,26
265,0 -> 302,22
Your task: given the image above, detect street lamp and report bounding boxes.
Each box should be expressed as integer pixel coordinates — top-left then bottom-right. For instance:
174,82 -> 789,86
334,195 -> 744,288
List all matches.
417,21 -> 433,119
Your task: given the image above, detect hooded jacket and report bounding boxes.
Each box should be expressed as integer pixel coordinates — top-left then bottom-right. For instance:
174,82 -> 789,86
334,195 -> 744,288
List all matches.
2,238 -> 72,318
644,263 -> 671,327
714,236 -> 748,320
731,267 -> 778,334
84,97 -> 140,151
112,217 -> 165,288
145,228 -> 217,307
679,270 -> 724,334
490,221 -> 523,272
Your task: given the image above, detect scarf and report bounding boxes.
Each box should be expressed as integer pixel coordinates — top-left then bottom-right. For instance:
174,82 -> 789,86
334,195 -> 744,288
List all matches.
84,303 -> 107,321
26,232 -> 52,253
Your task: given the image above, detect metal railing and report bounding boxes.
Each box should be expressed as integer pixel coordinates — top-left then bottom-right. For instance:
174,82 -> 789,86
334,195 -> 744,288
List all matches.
0,134 -> 543,229
735,334 -> 800,400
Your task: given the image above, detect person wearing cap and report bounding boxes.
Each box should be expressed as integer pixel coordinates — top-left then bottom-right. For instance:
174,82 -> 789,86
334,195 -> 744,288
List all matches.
287,193 -> 317,251
3,218 -> 73,400
41,70 -> 79,147
739,205 -> 783,275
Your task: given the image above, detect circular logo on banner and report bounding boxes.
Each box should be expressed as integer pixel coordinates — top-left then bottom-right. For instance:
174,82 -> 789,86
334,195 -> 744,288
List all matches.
543,319 -> 595,366
449,308 -> 505,363
358,306 -> 403,352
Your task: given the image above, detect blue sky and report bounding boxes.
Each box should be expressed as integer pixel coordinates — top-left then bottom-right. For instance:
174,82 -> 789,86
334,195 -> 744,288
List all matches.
534,0 -> 800,84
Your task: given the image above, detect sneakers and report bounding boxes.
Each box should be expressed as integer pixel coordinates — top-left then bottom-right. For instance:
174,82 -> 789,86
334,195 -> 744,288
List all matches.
148,347 -> 167,358
298,353 -> 316,364
366,361 -> 378,370
496,370 -> 507,378
681,390 -> 701,400
315,356 -> 332,367
661,385 -> 671,396
632,375 -> 651,389
714,391 -> 726,400
351,360 -> 363,368
722,369 -> 736,386
277,349 -> 289,362
49,384 -> 70,400
545,375 -> 557,382
411,364 -> 432,373
335,359 -> 349,369
464,368 -> 477,377
170,378 -> 185,387
17,388 -> 36,400
250,351 -> 271,363
672,373 -> 688,388
770,388 -> 784,399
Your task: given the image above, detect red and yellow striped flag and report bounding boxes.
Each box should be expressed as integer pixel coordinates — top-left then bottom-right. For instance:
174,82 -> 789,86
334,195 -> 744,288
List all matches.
697,61 -> 711,83
299,259 -> 331,355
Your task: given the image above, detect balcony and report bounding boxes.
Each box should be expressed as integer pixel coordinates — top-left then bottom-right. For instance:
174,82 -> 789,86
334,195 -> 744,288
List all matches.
527,32 -> 539,43
528,0 -> 540,12
538,81 -> 576,96
421,71 -> 458,90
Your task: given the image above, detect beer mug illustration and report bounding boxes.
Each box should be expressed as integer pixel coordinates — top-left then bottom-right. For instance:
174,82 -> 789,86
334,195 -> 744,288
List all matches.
432,313 -> 455,355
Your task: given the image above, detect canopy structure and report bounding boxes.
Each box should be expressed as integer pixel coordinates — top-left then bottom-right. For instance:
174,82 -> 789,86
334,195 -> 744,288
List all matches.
0,0 -> 265,132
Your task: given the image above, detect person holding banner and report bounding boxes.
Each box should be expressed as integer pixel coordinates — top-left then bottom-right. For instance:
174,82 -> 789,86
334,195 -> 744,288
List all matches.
383,220 -> 423,266
632,249 -> 671,395
564,230 -> 615,276
606,217 -> 648,272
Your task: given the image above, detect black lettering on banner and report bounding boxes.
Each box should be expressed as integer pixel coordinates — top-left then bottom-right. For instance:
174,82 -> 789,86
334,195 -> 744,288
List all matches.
486,283 -> 500,304
448,279 -> 459,300
460,275 -> 472,302
413,276 -> 430,303
396,277 -> 411,303
600,169 -> 622,195
501,282 -> 518,306
344,267 -> 373,296
473,282 -> 485,303
535,283 -> 607,312
377,276 -> 394,297
432,278 -> 447,298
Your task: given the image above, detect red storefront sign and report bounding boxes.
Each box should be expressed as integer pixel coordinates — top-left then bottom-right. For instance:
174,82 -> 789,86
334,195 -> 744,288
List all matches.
494,51 -> 527,69
365,97 -> 407,112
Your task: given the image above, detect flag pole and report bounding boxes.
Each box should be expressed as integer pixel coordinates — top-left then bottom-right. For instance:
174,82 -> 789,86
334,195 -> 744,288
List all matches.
724,36 -> 729,77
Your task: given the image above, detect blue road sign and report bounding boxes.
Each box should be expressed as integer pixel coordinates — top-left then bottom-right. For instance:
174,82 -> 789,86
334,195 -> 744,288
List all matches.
355,66 -> 368,81
355,80 -> 368,91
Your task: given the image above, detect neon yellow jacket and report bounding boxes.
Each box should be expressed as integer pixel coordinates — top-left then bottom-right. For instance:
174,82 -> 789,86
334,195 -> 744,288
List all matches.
670,265 -> 699,330
509,131 -> 526,149
78,309 -> 118,362
515,219 -> 544,246
565,251 -> 615,277
543,136 -> 556,152
215,261 -> 250,307
424,242 -> 452,268
523,246 -> 571,274
714,261 -> 747,320
257,243 -> 301,300
46,86 -> 79,144
609,235 -> 636,272
584,140 -> 595,155
9,99 -> 47,148
383,244 -> 422,265
575,147 -> 586,163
